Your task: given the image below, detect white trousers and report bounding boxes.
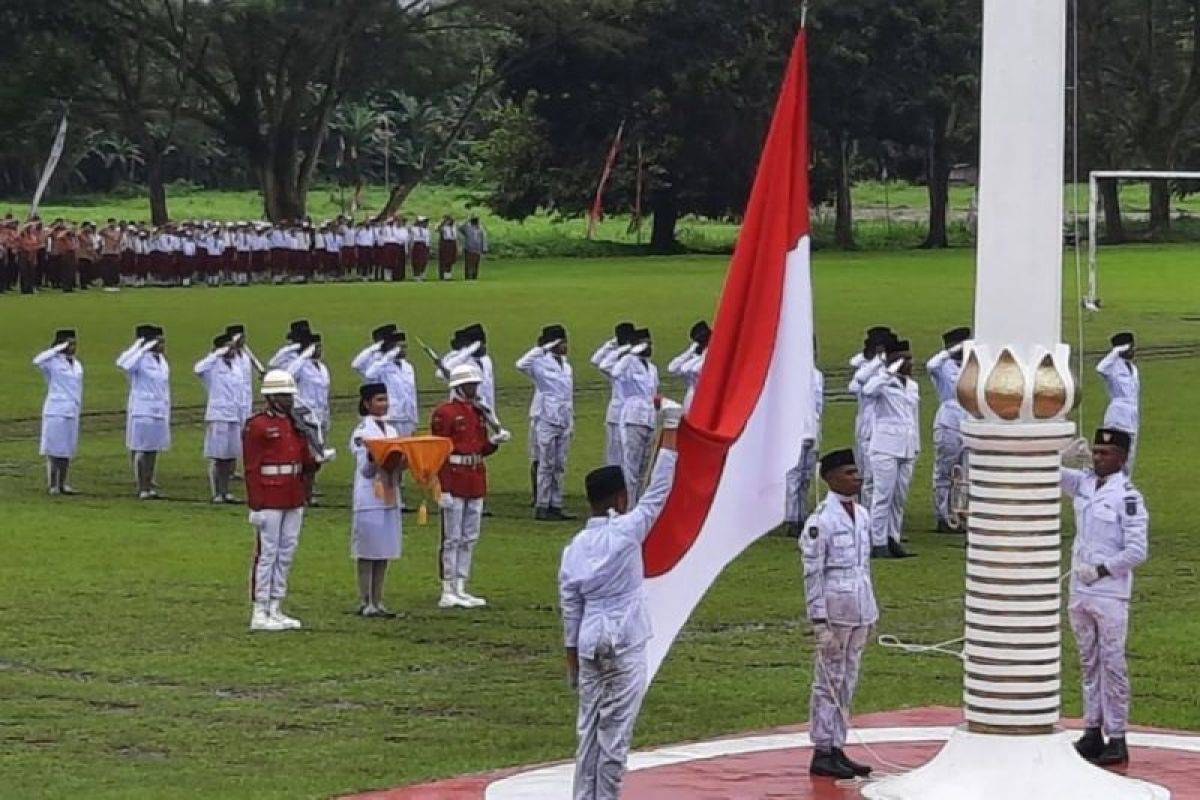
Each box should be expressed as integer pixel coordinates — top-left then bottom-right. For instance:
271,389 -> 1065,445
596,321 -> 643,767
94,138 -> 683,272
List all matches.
619,423 -> 654,504
534,419 -> 572,509
785,441 -> 818,524
604,422 -> 623,467
810,624 -> 870,749
250,508 -> 305,604
855,419 -> 874,509
868,452 -> 913,546
1069,594 -> 1131,736
931,426 -> 965,523
440,496 -> 484,581
573,643 -> 648,800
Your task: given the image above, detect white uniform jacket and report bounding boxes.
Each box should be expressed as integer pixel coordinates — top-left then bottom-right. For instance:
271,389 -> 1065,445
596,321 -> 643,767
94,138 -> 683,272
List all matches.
34,348 -> 83,419
926,350 -> 966,431
515,347 -> 574,428
194,351 -> 244,423
862,371 -> 919,459
286,357 -> 331,425
800,493 -> 879,626
119,345 -> 171,420
1063,468 -> 1148,602
558,450 -> 678,659
610,354 -> 658,428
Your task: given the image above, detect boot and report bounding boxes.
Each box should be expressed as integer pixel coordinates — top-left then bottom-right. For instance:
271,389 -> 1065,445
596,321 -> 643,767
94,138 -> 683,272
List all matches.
250,602 -> 284,632
833,747 -> 872,777
268,600 -> 302,630
809,749 -> 855,779
1074,727 -> 1105,761
438,580 -> 469,609
887,539 -> 916,558
455,579 -> 487,608
1094,737 -> 1129,767
870,545 -> 890,559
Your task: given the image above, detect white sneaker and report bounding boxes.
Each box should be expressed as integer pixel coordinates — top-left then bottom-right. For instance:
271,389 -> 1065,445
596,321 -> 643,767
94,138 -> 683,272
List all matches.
211,495 -> 226,505
268,600 -> 302,630
250,604 -> 285,632
48,487 -> 61,496
138,490 -> 154,500
455,580 -> 487,608
60,485 -> 78,496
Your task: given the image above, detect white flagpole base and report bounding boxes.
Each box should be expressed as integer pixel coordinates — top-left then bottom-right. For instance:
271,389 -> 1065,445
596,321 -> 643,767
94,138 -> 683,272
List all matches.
860,727 -> 1170,800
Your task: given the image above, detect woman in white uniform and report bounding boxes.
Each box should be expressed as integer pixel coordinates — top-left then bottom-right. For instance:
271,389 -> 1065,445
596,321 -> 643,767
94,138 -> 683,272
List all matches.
350,383 -> 406,617
33,328 -> 83,495
117,323 -> 171,499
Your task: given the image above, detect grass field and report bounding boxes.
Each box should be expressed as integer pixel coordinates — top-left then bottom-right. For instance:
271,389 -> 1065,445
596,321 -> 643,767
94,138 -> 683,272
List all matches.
1,246 -> 1198,799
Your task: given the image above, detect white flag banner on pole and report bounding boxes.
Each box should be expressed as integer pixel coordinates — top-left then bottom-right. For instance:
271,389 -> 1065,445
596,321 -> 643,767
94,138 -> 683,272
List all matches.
30,110 -> 69,218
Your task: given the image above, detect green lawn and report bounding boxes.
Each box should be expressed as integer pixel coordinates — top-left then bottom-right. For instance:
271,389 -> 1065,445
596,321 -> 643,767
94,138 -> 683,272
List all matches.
0,246 -> 1198,799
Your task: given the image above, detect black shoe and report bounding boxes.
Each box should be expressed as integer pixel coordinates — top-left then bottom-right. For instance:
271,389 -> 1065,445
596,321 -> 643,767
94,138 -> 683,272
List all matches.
870,545 -> 890,559
809,749 -> 855,779
534,507 -> 552,521
786,521 -> 802,538
481,509 -> 494,518
400,505 -> 415,514
549,508 -> 577,521
887,539 -> 916,558
936,519 -> 952,533
1094,737 -> 1129,767
1074,727 -> 1105,761
833,748 -> 871,777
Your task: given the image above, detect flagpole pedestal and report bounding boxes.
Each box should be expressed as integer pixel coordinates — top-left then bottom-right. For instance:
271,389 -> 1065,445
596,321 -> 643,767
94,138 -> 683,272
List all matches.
860,726 -> 1170,800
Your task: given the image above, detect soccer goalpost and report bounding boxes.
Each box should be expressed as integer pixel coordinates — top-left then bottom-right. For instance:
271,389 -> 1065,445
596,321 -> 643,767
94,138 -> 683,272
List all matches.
1086,169 -> 1200,308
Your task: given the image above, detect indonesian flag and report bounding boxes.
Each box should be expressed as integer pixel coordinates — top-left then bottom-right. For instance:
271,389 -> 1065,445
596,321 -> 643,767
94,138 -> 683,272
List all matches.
643,30 -> 815,680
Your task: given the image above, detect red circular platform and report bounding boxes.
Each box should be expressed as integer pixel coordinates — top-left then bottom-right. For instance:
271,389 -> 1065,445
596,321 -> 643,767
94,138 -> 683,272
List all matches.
344,707 -> 1200,800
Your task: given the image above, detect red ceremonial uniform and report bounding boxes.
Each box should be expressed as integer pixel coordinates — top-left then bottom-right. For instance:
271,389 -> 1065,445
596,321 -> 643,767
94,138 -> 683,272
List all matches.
243,410 -> 317,510
431,398 -> 497,498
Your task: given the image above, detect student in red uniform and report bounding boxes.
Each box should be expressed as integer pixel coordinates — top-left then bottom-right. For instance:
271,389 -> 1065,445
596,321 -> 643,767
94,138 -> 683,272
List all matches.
431,364 -> 510,609
242,369 -> 321,632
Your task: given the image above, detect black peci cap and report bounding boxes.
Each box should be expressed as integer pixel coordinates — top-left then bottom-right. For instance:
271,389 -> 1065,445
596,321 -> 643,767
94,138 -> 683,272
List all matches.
463,323 -> 487,344
586,465 -> 626,504
886,338 -> 911,356
225,324 -> 246,337
689,320 -> 712,346
819,448 -> 857,477
359,382 -> 388,400
633,327 -> 652,343
135,323 -> 157,340
372,323 -> 398,342
615,322 -> 636,346
942,327 -> 971,348
1111,331 -> 1135,348
53,329 -> 76,344
287,319 -> 312,341
539,323 -> 567,345
1094,427 -> 1132,452
213,333 -> 232,349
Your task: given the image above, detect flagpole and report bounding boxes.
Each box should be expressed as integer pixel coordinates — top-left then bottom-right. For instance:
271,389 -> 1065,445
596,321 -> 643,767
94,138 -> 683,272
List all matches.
863,3 -> 1163,797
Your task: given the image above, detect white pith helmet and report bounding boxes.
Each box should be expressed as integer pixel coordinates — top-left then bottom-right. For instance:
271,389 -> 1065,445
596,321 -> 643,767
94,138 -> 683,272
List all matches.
261,369 -> 298,396
448,364 -> 483,388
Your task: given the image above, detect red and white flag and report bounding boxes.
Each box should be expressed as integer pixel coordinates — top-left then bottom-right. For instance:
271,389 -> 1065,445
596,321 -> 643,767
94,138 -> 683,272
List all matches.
643,30 -> 815,680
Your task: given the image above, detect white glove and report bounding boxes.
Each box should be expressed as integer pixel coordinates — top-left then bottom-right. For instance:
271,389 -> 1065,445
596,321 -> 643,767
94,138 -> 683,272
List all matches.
1061,436 -> 1092,468
438,493 -> 455,511
463,340 -> 482,356
659,398 -> 683,430
284,342 -> 302,353
1074,564 -> 1102,586
384,346 -> 402,360
53,341 -> 72,353
247,510 -> 266,527
299,344 -> 317,360
231,333 -> 245,345
369,340 -> 384,352
615,344 -> 632,357
214,345 -> 231,357
631,342 -> 649,355
948,342 -> 965,355
131,337 -> 147,349
813,622 -> 835,650
489,428 -> 512,445
541,338 -> 562,353
606,337 -> 618,347
887,358 -> 904,375
318,447 -> 337,463
1115,343 -> 1132,354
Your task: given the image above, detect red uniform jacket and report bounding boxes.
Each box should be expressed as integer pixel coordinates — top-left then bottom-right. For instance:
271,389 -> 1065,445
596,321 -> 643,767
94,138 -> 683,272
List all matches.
243,410 -> 318,510
431,397 -> 498,499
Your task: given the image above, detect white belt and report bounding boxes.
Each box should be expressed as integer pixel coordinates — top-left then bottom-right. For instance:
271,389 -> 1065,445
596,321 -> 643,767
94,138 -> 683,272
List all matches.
448,454 -> 483,466
261,463 -> 302,476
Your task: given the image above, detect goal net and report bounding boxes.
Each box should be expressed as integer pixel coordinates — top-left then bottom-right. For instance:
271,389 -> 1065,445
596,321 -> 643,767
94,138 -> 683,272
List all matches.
1085,170 -> 1200,308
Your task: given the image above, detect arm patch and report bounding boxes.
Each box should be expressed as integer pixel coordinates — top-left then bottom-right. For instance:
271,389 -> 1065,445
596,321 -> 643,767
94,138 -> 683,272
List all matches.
808,527 -> 820,539
1125,496 -> 1138,516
